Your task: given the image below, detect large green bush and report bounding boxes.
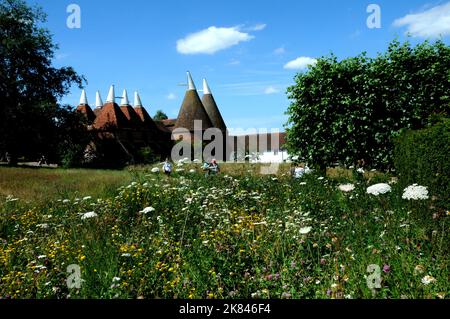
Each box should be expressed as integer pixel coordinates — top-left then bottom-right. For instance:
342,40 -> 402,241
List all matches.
286,40 -> 450,170
393,119 -> 450,206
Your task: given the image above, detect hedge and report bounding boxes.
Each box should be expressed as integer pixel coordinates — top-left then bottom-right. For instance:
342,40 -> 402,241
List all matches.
393,119 -> 450,207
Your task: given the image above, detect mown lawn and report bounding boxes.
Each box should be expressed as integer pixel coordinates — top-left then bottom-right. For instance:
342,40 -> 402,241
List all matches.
0,164 -> 448,299
0,166 -> 133,203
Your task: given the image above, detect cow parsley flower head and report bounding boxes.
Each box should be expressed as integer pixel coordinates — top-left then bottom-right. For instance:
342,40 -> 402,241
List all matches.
402,184 -> 429,200
81,212 -> 98,220
151,167 -> 160,173
366,183 -> 391,196
421,275 -> 436,285
299,226 -> 312,234
140,206 -> 155,214
338,184 -> 355,192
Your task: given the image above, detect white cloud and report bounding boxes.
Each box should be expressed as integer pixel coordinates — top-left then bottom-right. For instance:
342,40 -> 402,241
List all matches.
167,93 -> 177,100
274,47 -> 285,55
220,81 -> 288,96
228,59 -> 240,66
393,2 -> 450,37
284,56 -> 317,70
176,26 -> 254,55
264,86 -> 280,94
249,23 -> 267,31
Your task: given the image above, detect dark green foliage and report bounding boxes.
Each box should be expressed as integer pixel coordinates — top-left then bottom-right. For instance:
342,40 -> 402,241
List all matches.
393,119 -> 450,206
285,39 -> 450,170
153,110 -> 168,121
0,0 -> 84,164
136,147 -> 159,164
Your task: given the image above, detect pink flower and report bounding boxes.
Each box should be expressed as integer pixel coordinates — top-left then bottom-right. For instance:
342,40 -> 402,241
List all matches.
383,264 -> 390,273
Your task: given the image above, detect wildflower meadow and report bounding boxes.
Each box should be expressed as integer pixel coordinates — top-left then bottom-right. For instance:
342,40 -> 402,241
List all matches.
0,164 -> 448,299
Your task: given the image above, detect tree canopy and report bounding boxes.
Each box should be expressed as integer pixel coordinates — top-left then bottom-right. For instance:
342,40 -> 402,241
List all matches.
0,0 -> 85,164
153,110 -> 168,121
285,39 -> 450,170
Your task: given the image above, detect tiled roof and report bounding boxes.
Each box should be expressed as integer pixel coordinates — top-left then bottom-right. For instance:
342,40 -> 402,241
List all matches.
93,102 -> 130,129
120,105 -> 143,129
76,104 -> 96,124
175,90 -> 213,132
202,93 -> 227,132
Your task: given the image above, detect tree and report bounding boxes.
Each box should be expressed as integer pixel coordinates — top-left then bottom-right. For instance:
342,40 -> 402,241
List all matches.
153,110 -> 168,121
285,39 -> 450,170
0,0 -> 84,164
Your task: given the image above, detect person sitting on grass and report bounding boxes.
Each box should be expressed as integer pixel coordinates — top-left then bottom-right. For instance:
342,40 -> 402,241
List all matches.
202,161 -> 210,176
163,158 -> 172,176
209,159 -> 220,176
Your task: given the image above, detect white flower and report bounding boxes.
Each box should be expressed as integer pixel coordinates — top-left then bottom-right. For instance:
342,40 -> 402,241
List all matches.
112,277 -> 121,282
421,275 -> 436,285
82,196 -> 92,201
356,168 -> 365,174
37,255 -> 47,259
189,169 -> 196,174
121,253 -> 131,257
402,184 -> 429,200
151,167 -> 160,173
338,184 -> 355,192
366,183 -> 391,196
6,195 -> 19,202
299,226 -> 312,234
81,212 -> 98,220
317,176 -> 324,180
140,206 -> 155,214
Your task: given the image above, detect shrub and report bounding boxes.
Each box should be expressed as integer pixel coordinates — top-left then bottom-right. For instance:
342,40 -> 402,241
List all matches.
136,147 -> 158,164
286,40 -> 450,170
393,119 -> 450,207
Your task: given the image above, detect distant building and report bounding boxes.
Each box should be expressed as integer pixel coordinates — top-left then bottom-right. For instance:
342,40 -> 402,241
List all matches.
75,72 -> 289,165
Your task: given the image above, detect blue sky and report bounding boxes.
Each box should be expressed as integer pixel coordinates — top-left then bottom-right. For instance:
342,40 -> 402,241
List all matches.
29,0 -> 450,132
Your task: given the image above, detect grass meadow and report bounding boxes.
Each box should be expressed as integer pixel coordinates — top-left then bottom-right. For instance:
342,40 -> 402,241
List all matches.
0,163 -> 448,299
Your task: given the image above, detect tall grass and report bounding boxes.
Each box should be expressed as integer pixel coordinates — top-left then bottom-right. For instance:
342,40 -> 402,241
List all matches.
0,165 -> 448,299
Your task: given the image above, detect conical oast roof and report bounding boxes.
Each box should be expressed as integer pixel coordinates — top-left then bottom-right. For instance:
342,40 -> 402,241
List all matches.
76,104 -> 96,124
120,104 -> 143,129
175,72 -> 213,132
201,79 -> 227,132
132,92 -> 163,133
120,89 -> 142,129
76,90 -> 96,123
93,102 -> 130,130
